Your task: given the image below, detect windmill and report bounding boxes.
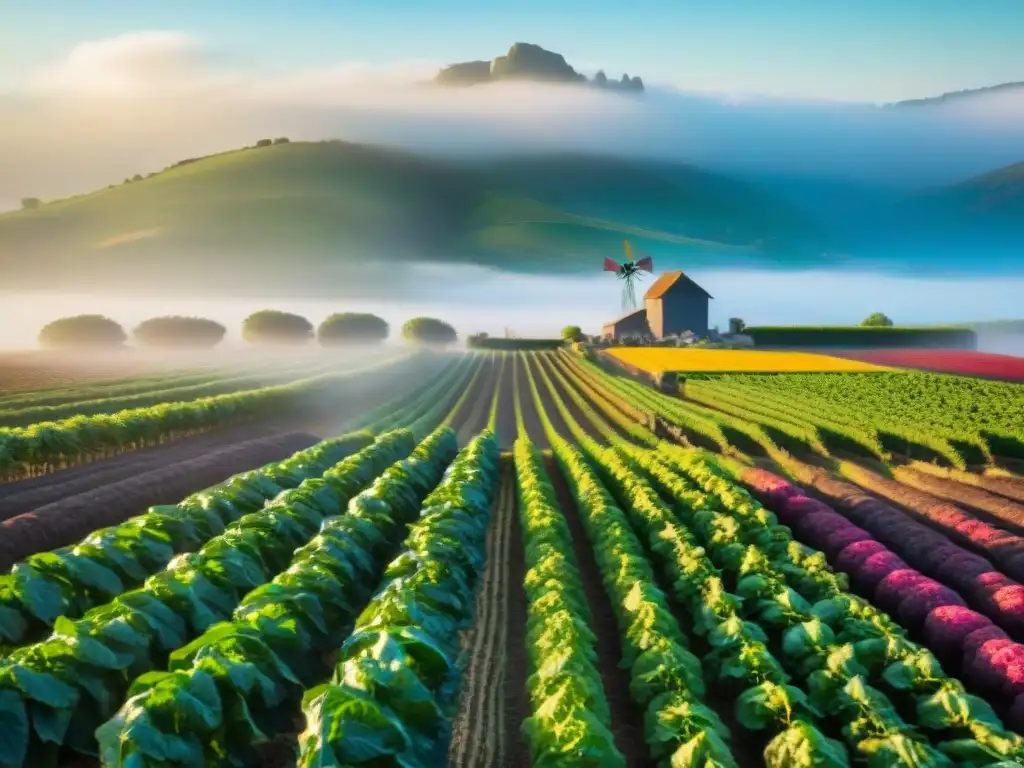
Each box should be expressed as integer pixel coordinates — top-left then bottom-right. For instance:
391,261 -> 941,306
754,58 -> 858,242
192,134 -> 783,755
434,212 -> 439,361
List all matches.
604,240 -> 654,312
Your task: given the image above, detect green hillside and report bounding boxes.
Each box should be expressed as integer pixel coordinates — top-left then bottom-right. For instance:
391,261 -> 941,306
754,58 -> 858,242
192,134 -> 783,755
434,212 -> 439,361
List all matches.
0,140 -> 823,296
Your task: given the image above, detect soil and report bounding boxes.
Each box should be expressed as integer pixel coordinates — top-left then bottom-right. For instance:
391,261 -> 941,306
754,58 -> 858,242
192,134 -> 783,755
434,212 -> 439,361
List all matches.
546,457 -> 650,767
447,458 -> 529,768
494,357 -> 518,450
0,422 -> 298,520
451,355 -> 499,445
0,431 -> 317,569
512,355 -> 550,449
894,465 -> 1024,533
0,351 -> 186,392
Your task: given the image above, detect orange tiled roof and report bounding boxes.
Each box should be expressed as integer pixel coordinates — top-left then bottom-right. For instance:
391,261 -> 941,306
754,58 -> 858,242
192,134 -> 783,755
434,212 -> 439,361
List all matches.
644,271 -> 713,300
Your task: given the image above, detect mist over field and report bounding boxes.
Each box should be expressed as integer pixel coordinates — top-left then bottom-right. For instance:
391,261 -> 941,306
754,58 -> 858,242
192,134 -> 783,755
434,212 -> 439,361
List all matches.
2,31 -> 1023,206
2,267 -> 1023,351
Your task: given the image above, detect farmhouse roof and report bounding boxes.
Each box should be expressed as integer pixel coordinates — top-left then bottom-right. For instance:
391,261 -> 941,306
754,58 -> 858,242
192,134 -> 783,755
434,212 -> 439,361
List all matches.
602,308 -> 647,327
644,271 -> 713,300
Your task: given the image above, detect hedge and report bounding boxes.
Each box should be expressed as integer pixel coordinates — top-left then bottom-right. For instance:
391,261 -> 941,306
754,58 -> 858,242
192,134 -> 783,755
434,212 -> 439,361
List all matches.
745,326 -> 977,349
467,338 -> 565,350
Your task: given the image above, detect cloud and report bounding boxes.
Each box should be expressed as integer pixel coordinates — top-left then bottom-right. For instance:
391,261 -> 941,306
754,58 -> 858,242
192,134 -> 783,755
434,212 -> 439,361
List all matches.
29,31 -> 229,96
2,31 -> 1023,206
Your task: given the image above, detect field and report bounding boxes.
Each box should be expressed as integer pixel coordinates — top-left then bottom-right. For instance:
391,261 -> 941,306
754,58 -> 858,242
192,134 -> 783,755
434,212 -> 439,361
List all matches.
832,348 -> 1024,382
2,347 -> 1024,767
608,347 -> 894,373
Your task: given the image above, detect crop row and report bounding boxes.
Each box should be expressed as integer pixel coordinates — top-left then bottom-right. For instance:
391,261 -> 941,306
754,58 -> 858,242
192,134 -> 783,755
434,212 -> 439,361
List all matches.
296,429 -> 500,765
739,464 -> 1024,733
0,352 -> 421,481
0,366 -> 239,411
0,431 -> 375,650
525,355 -> 861,765
686,372 -> 1024,466
525,351 -> 1024,764
0,354 -> 350,428
512,434 -> 622,763
0,428 -> 425,766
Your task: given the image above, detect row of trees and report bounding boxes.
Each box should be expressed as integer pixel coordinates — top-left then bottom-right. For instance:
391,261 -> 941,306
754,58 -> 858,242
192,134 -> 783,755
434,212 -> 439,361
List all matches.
37,312 -> 457,349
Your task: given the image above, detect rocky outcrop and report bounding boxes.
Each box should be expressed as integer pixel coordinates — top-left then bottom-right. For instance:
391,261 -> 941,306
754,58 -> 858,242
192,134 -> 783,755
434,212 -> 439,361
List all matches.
435,43 -> 644,93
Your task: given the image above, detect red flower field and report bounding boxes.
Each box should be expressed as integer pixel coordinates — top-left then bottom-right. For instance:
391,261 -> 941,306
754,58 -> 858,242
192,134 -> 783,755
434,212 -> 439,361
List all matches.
836,348 -> 1024,382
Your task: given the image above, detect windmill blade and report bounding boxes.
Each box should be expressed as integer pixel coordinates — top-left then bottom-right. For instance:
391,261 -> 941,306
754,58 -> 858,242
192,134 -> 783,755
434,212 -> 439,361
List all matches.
635,256 -> 654,273
603,257 -> 621,273
623,239 -> 635,262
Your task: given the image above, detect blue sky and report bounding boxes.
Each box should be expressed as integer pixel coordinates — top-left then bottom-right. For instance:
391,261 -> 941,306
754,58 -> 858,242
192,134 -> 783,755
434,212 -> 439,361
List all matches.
3,0 -> 1021,100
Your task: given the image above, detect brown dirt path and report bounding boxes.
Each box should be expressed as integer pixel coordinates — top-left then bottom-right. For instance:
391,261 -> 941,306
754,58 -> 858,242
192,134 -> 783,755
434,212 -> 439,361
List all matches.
494,356 -> 518,450
447,457 -> 529,768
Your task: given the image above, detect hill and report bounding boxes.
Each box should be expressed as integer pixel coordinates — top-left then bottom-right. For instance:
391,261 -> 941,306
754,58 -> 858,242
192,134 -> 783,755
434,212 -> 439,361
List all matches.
0,140 -> 822,298
891,81 -> 1024,107
435,42 -> 644,92
894,160 -> 1024,244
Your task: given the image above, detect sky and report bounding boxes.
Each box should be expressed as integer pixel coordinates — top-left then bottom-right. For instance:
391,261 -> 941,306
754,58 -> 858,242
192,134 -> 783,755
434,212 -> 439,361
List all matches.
2,0 -> 1022,102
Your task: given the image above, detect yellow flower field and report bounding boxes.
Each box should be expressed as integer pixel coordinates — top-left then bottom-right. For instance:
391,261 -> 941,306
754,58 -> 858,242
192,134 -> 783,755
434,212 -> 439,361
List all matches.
608,348 -> 895,374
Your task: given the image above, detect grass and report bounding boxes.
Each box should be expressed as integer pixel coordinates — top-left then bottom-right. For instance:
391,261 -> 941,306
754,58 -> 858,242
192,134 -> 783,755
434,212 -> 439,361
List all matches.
0,140 -> 819,293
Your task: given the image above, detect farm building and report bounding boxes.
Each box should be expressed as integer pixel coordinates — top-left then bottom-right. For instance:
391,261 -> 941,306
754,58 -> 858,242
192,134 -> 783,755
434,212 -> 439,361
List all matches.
602,270 -> 712,340
601,308 -> 650,340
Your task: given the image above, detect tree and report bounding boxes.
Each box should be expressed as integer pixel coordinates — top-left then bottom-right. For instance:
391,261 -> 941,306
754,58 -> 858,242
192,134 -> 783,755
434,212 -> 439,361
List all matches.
401,317 -> 457,347
255,138 -> 273,148
273,137 -> 290,144
861,312 -> 894,327
242,310 -> 314,345
21,198 -> 41,210
317,313 -> 389,346
38,315 -> 127,349
132,174 -> 143,182
561,325 -> 583,342
134,316 -> 226,348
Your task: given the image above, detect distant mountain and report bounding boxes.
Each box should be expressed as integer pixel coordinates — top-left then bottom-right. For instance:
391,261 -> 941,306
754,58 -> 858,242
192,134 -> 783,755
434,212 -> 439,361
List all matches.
841,160 -> 1024,271
0,140 -> 821,299
902,160 -> 1024,231
435,42 -> 644,93
891,81 -> 1024,107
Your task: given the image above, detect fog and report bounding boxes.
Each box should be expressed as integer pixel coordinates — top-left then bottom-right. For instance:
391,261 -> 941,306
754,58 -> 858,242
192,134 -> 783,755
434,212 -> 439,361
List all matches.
2,31 -> 1023,206
2,267 -> 1022,351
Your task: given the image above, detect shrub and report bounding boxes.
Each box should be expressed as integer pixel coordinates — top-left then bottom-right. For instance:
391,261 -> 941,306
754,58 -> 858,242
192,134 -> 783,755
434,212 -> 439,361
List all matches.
255,138 -> 273,148
21,198 -> 41,210
744,325 -> 976,349
861,312 -> 894,327
133,316 -> 227,348
273,137 -> 290,144
242,310 -> 313,345
401,317 -> 457,347
38,315 -> 127,349
317,313 -> 389,346
561,325 -> 583,342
